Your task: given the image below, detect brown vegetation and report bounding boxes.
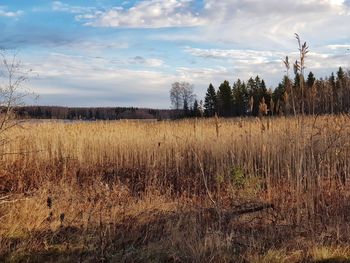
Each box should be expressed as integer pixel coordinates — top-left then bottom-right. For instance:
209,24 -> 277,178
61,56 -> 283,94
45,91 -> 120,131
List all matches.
1,116 -> 350,262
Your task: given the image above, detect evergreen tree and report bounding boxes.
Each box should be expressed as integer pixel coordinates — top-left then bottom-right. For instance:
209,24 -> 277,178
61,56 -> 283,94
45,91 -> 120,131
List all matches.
293,72 -> 303,113
273,76 -> 290,114
246,76 -> 267,116
307,71 -> 316,88
337,67 -> 345,81
306,72 -> 316,114
183,98 -> 189,117
193,99 -> 201,117
294,73 -> 301,88
336,67 -> 345,111
246,77 -> 256,115
329,72 -> 336,89
260,79 -> 270,107
217,80 -> 232,117
232,79 -> 248,116
204,83 -> 217,117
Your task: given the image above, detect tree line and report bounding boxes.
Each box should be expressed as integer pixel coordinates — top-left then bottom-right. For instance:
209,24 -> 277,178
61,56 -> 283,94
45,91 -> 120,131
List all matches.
171,35 -> 349,118
14,65 -> 350,121
15,106 -> 177,120
195,67 -> 350,118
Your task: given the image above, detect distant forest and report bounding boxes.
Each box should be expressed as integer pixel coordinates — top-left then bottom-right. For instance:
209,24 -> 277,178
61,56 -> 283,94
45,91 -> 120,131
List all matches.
15,106 -> 179,120
15,67 -> 350,120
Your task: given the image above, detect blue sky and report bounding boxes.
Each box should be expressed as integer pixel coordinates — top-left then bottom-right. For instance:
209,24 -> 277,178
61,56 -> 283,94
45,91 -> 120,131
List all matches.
1,0 -> 350,108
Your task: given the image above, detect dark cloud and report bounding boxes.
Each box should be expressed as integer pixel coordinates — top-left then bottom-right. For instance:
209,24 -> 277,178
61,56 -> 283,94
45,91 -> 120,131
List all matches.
133,56 -> 146,63
0,33 -> 74,49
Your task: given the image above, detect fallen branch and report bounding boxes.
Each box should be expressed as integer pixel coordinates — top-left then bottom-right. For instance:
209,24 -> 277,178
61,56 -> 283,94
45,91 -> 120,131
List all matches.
230,203 -> 274,216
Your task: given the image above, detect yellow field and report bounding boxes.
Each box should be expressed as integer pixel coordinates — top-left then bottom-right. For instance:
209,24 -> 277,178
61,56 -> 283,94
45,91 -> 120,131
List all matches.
1,116 -> 350,262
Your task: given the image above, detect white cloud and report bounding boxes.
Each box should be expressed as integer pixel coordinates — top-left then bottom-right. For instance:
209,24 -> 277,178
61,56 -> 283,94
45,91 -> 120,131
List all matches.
0,6 -> 23,17
24,52 -> 176,107
326,44 -> 350,50
185,47 -> 284,64
51,1 -> 350,50
127,56 -> 164,67
69,0 -> 350,32
200,0 -> 349,48
141,0 -> 348,51
52,1 -> 96,14
24,52 -> 233,107
76,0 -> 206,28
28,53 -> 166,80
65,41 -> 129,52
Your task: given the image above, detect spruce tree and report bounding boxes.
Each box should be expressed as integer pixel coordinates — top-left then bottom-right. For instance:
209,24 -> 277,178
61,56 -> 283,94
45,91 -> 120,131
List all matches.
232,79 -> 248,116
183,99 -> 189,117
336,67 -> 346,112
307,72 -> 316,88
217,80 -> 232,117
193,99 -> 201,117
337,67 -> 345,81
204,83 -> 217,117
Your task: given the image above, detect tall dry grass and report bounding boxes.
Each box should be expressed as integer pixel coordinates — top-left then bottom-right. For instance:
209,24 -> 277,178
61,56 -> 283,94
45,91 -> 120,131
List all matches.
1,116 -> 350,262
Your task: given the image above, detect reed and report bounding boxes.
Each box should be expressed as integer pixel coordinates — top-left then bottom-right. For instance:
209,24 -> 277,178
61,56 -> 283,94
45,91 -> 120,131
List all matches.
1,116 -> 350,262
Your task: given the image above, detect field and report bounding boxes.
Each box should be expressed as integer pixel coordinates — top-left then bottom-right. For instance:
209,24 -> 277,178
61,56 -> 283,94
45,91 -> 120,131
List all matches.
1,116 -> 350,262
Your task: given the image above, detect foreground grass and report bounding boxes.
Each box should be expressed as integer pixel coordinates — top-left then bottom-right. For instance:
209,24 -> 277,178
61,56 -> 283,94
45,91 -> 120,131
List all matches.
2,181 -> 350,263
1,116 -> 350,262
2,183 -> 350,262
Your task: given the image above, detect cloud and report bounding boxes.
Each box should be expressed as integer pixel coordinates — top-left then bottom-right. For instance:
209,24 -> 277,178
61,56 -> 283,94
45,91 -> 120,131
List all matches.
48,0 -> 350,48
68,0 -> 350,36
50,1 -> 350,50
0,26 -> 128,51
24,52 -> 237,107
201,2 -> 347,50
185,47 -> 284,64
75,0 -> 206,28
25,52 -> 174,107
52,1 -> 96,14
326,44 -> 350,50
128,56 -> 164,67
182,45 -> 350,91
0,31 -> 74,49
0,6 -> 23,17
26,52 -> 167,84
142,0 -> 349,50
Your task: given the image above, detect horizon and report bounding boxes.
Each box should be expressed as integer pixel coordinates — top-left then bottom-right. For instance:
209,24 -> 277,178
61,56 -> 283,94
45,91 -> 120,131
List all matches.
1,0 -> 350,108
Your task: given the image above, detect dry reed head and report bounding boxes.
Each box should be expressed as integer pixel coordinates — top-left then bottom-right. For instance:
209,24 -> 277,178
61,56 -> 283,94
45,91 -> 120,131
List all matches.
249,96 -> 254,113
259,97 -> 268,116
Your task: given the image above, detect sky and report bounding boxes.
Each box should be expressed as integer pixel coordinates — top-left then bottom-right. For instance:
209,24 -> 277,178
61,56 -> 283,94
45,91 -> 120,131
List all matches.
1,0 -> 350,108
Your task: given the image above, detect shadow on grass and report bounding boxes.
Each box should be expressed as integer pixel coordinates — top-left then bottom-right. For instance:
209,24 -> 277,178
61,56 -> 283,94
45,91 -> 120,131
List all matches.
313,259 -> 350,263
3,250 -> 90,263
1,204 -> 349,263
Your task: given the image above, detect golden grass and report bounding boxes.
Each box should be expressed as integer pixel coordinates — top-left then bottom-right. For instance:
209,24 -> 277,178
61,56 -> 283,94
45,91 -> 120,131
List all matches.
1,116 -> 350,262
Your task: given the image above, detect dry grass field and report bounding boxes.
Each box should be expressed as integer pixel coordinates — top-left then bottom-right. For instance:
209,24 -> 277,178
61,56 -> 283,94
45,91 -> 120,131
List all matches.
1,116 -> 350,262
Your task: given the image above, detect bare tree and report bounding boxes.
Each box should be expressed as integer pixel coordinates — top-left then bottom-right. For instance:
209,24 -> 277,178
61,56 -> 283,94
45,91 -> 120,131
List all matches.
170,82 -> 183,110
182,82 -> 195,110
0,50 -> 35,150
170,82 -> 195,110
